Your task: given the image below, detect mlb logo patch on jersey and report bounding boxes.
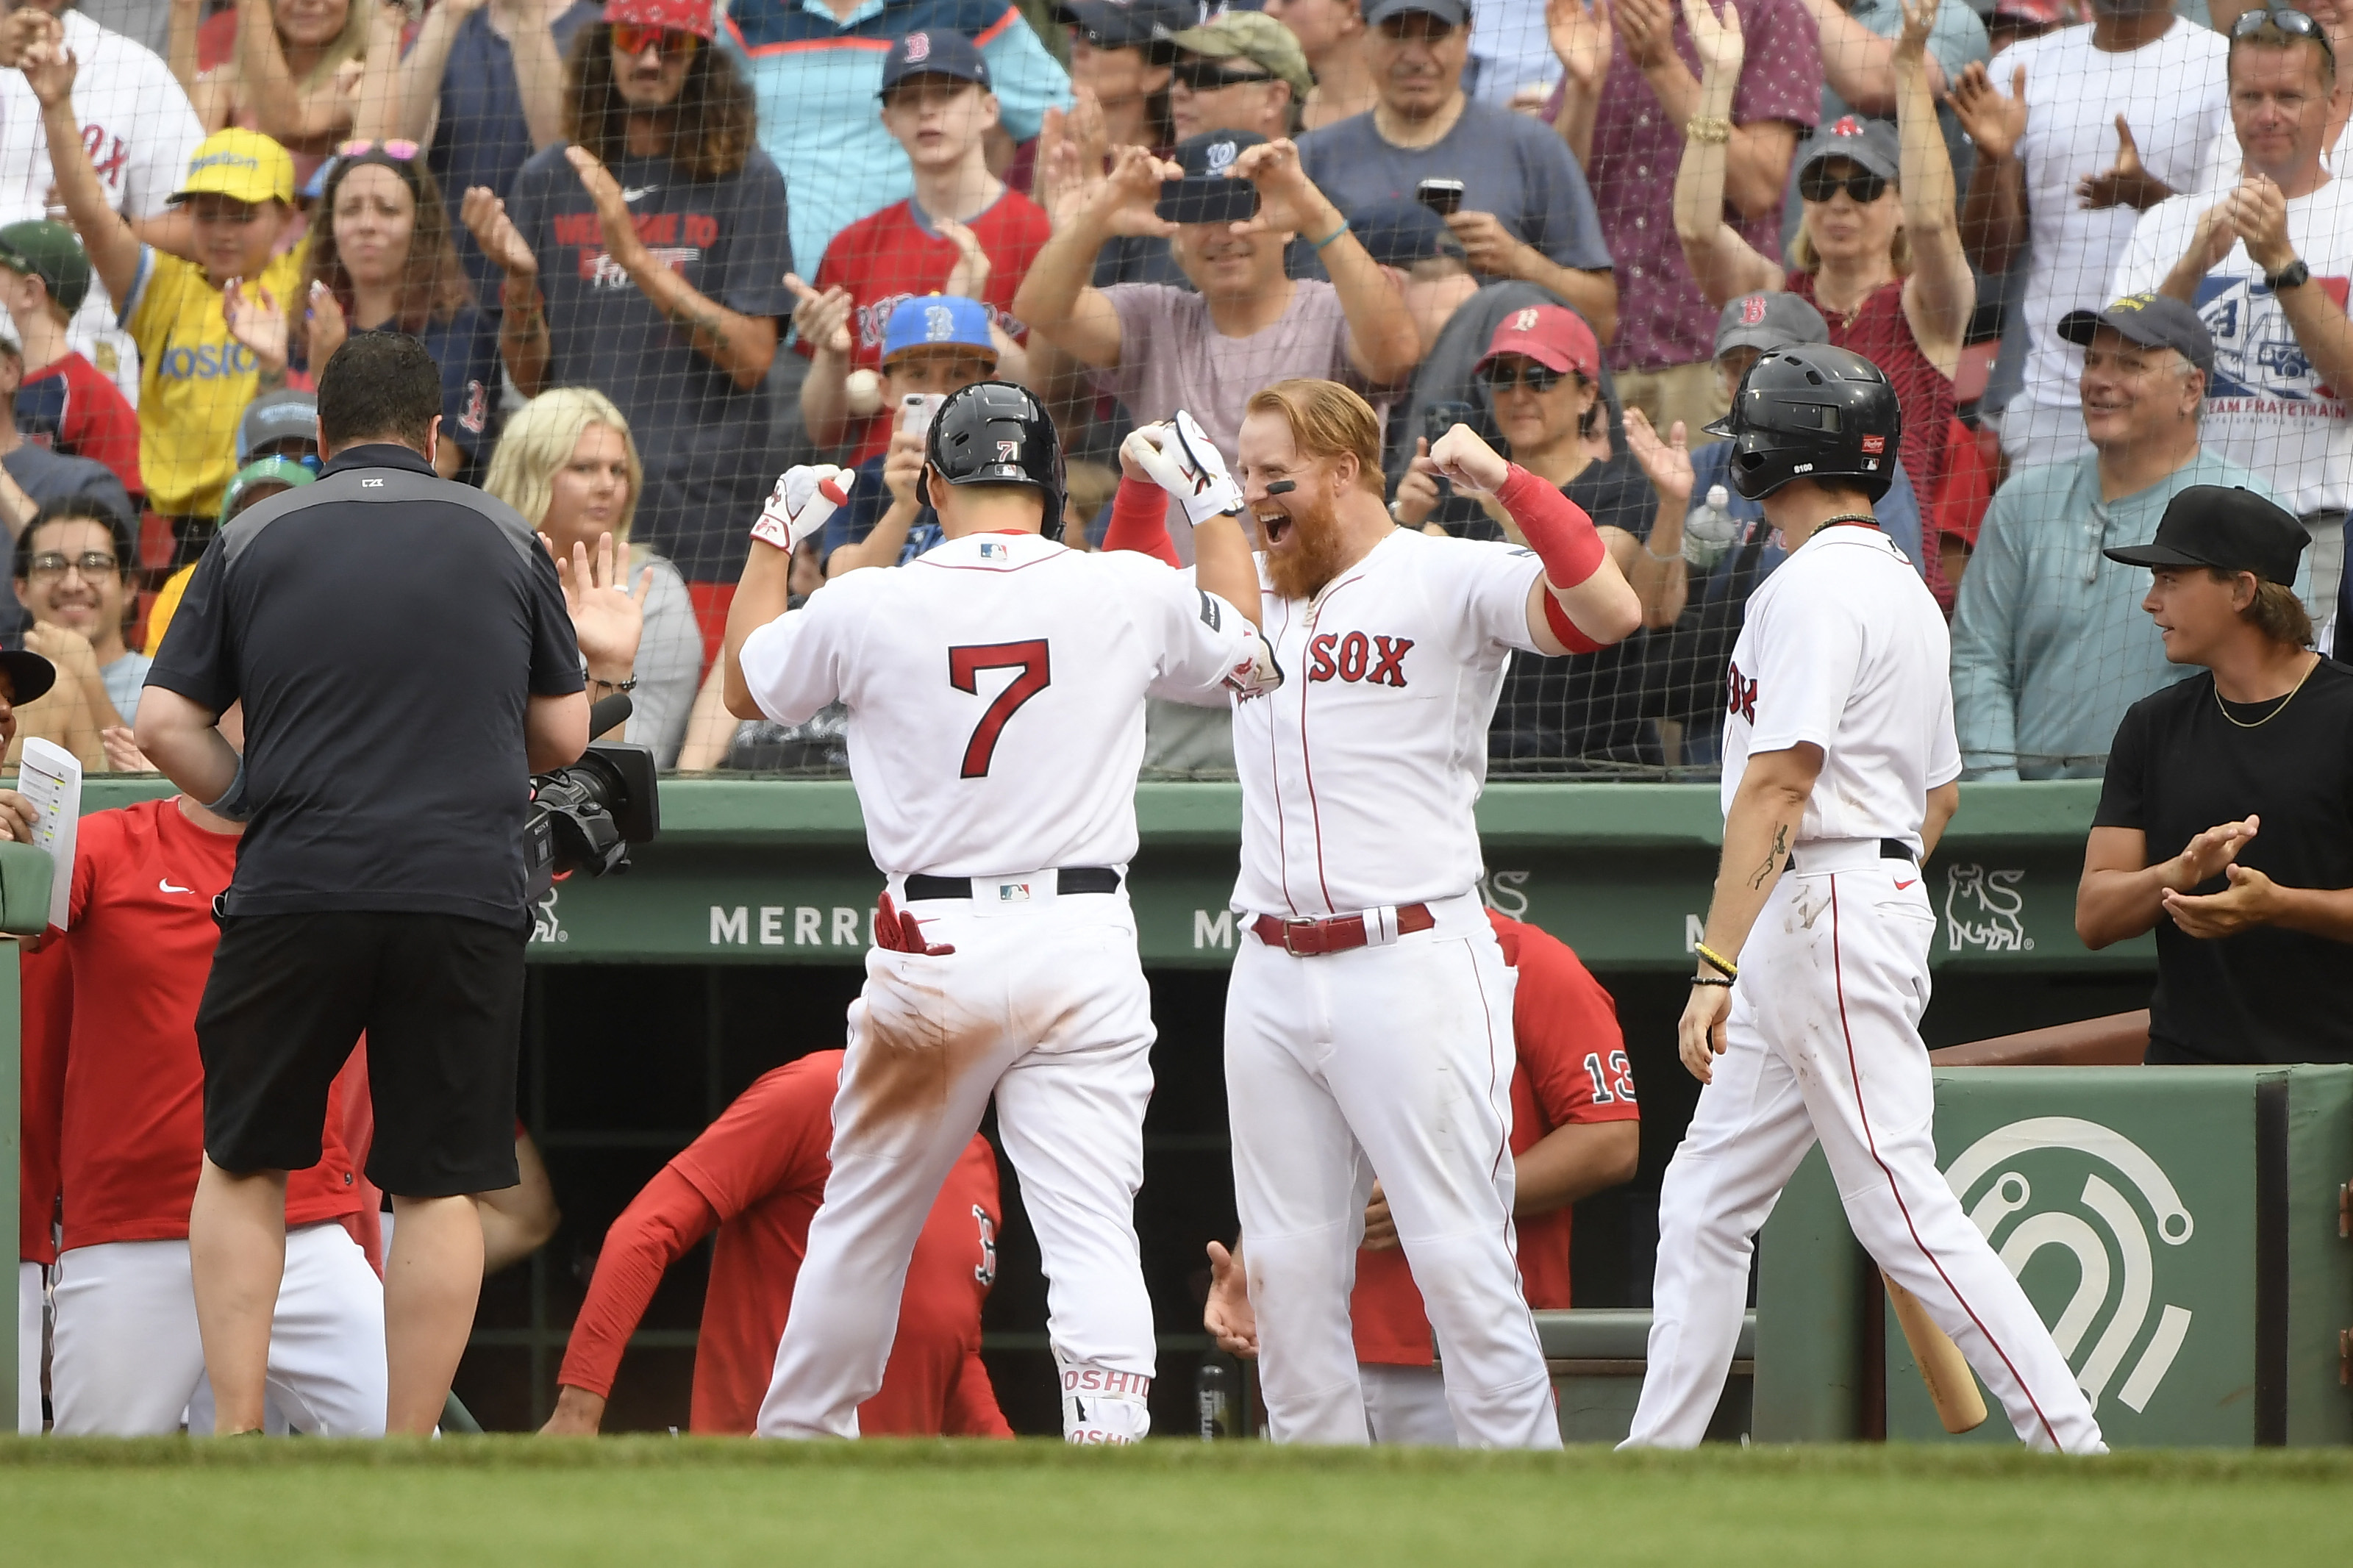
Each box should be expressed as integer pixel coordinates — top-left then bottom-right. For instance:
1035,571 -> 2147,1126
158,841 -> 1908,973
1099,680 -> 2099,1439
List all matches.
979,541 -> 1009,560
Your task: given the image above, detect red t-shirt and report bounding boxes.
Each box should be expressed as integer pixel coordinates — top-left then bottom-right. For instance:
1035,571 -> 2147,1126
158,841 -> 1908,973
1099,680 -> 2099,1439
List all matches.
18,937 -> 68,1265
1350,912 -> 1640,1365
557,1050 -> 1010,1436
40,799 -> 362,1251
796,189 -> 1051,466
16,352 -> 144,499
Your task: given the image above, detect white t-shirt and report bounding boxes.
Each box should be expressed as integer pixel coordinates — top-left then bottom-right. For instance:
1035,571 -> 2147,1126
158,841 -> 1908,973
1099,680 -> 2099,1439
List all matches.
0,10 -> 207,407
2113,174 -> 2353,516
1721,526 -> 1960,851
1196,527 -> 1546,917
737,531 -> 1255,878
2008,21 -> 2231,418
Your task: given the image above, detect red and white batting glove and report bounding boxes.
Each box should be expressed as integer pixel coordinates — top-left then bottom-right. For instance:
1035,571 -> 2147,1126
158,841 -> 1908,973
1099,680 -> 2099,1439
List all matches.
1123,410 -> 1243,529
1219,620 -> 1284,701
749,465 -> 849,554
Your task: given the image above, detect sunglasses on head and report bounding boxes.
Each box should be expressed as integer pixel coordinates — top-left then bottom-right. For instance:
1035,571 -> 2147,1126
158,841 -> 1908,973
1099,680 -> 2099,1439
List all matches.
1479,359 -> 1570,393
1171,60 -> 1275,91
2230,5 -> 2334,52
1799,165 -> 1890,205
612,22 -> 701,59
335,138 -> 421,162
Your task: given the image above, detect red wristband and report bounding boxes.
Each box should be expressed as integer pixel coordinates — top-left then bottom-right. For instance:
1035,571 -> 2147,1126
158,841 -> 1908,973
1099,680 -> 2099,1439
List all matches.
1104,475 -> 1180,567
1542,589 -> 1604,654
1497,465 -> 1607,589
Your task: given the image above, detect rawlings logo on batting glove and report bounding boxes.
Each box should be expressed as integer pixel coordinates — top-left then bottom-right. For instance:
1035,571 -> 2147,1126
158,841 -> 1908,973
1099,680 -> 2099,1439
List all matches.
749,465 -> 850,553
1219,622 -> 1285,701
1123,410 -> 1244,528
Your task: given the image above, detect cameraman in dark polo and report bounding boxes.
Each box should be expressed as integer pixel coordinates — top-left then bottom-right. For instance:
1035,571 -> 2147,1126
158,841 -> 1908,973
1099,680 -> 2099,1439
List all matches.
135,334 -> 592,1436
2077,485 -> 2353,1066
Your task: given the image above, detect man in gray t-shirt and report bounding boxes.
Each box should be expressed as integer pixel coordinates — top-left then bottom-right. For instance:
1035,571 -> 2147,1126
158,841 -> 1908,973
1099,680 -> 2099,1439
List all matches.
1296,0 -> 1615,339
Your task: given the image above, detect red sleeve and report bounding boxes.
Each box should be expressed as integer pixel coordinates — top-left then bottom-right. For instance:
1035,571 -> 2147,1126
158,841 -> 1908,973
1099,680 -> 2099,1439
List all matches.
556,1164 -> 723,1399
1501,917 -> 1640,1127
941,1343 -> 1014,1437
669,1056 -> 838,1222
1102,475 -> 1180,566
18,938 -> 70,1265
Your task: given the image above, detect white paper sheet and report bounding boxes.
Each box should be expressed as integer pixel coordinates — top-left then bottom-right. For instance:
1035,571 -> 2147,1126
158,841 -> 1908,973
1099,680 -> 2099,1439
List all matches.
16,737 -> 81,932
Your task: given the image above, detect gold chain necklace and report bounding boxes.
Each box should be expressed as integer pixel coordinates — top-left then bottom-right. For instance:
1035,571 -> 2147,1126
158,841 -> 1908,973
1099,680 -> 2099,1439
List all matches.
2213,656 -> 2320,729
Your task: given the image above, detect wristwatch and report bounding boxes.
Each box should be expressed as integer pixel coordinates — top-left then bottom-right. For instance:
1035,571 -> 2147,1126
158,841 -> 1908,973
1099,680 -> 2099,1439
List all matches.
2266,258 -> 2311,293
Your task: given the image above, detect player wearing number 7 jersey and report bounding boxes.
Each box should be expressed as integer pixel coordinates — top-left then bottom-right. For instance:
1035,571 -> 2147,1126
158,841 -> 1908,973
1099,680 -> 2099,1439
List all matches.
721,382 -> 1276,1443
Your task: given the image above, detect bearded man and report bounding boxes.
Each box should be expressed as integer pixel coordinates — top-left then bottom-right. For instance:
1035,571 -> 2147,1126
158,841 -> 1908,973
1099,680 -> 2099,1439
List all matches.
1103,378 -> 1640,1445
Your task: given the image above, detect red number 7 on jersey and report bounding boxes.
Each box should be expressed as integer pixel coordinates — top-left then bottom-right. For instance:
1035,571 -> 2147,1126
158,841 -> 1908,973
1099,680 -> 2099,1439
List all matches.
949,640 -> 1051,778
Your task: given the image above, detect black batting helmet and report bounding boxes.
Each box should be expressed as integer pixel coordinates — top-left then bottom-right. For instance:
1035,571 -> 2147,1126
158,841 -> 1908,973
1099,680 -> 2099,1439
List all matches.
923,380 -> 1067,540
1705,343 -> 1902,503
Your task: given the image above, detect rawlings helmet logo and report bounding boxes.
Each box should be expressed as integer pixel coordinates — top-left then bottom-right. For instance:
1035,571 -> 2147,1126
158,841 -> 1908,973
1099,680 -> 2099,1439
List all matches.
1861,434 -> 1886,453
904,30 -> 932,60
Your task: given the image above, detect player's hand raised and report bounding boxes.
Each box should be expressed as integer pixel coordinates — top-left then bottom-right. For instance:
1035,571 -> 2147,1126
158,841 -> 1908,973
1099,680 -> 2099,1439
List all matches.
1203,1240 -> 1258,1358
1123,411 -> 1244,527
1678,979 -> 1731,1083
751,465 -> 849,554
1429,422 -> 1511,500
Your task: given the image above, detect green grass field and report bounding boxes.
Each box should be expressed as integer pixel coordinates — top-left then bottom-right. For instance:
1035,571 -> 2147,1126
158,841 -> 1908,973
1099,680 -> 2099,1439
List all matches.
3,1439 -> 2346,1566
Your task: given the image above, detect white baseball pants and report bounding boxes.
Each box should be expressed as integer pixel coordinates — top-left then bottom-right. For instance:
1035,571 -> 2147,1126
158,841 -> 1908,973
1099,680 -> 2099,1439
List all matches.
50,1222 -> 388,1437
17,1261 -> 42,1433
760,889 -> 1158,1443
1360,1363 -> 1460,1445
1227,892 -> 1560,1449
1625,851 -> 2105,1454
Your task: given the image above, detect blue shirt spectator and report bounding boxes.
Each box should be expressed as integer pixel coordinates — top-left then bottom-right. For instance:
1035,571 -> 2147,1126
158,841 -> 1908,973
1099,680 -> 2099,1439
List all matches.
725,0 -> 1071,274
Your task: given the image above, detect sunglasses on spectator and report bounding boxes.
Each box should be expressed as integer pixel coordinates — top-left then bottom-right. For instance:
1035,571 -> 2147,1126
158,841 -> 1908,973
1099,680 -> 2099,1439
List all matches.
1479,360 -> 1571,393
2230,6 -> 2338,64
1171,60 -> 1274,91
26,551 -> 120,580
612,23 -> 701,60
335,138 -> 422,162
1799,166 -> 1890,205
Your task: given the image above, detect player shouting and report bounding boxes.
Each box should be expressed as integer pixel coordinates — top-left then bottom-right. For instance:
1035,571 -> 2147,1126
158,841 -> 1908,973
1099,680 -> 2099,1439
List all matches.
1622,346 -> 2104,1454
1113,379 -> 1641,1447
721,382 -> 1278,1444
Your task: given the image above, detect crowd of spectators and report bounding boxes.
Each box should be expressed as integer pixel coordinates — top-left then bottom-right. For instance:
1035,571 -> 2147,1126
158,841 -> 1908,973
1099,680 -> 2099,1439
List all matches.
0,0 -> 2338,782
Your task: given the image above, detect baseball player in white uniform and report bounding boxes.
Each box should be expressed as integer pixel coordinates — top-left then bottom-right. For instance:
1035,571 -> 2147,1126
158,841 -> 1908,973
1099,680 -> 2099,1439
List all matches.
723,382 -> 1277,1444
1623,346 -> 2104,1454
1110,378 -> 1642,1447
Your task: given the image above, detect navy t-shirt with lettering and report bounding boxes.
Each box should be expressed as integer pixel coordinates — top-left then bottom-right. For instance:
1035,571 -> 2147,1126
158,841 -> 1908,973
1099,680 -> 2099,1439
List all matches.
146,445 -> 584,926
504,143 -> 794,580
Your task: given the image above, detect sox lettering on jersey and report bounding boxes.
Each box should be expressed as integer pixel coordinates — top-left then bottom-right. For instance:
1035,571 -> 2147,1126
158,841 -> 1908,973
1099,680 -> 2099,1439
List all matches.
1726,659 -> 1757,723
1305,632 -> 1413,687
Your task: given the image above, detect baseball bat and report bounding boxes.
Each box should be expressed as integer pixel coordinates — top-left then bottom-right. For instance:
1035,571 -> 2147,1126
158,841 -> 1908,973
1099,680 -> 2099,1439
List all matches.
1883,1271 -> 1988,1433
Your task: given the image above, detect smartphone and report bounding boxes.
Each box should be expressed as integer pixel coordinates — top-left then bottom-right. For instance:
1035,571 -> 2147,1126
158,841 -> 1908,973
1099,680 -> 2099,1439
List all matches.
1156,177 -> 1261,226
1415,178 -> 1465,217
900,393 -> 945,437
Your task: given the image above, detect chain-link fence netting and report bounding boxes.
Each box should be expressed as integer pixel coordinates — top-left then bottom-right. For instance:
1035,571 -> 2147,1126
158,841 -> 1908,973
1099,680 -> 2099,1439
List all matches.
4,0 -> 2328,781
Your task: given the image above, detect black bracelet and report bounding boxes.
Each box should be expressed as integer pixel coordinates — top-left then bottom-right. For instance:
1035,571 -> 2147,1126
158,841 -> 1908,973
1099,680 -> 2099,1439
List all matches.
1691,975 -> 1734,988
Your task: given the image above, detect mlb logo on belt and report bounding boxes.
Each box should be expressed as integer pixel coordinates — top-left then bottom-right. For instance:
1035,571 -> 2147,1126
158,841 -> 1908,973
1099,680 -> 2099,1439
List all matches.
999,881 -> 1032,903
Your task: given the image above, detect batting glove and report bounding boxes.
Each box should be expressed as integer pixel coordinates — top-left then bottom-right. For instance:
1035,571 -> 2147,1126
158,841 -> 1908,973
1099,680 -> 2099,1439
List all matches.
1219,621 -> 1285,701
749,465 -> 850,554
1124,410 -> 1244,529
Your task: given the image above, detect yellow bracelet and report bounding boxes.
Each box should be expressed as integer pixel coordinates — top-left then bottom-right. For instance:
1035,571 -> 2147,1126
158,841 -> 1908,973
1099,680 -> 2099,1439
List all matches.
1694,941 -> 1739,980
1687,115 -> 1733,146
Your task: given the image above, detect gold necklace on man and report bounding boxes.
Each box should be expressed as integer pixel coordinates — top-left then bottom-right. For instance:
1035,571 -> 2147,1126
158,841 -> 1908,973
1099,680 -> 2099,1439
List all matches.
2213,654 -> 2320,729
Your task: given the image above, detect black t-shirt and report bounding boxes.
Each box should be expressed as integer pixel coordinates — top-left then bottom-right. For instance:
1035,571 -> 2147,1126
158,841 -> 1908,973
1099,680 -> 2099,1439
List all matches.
146,445 -> 584,925
505,143 -> 795,581
2093,657 -> 2353,1064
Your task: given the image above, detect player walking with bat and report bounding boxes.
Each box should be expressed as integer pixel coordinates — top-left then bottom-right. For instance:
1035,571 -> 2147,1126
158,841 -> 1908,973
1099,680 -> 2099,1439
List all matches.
722,382 -> 1277,1444
1622,346 -> 2104,1455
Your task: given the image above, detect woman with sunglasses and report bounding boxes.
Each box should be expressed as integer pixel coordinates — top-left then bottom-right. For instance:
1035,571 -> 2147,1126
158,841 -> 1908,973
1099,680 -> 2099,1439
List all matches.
1397,303 -> 1688,770
300,141 -> 499,479
1674,0 -> 1971,604
171,0 -> 405,195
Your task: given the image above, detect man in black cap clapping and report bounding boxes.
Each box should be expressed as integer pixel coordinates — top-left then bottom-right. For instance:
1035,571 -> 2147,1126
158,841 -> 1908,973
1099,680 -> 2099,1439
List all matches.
2077,484 -> 2353,1065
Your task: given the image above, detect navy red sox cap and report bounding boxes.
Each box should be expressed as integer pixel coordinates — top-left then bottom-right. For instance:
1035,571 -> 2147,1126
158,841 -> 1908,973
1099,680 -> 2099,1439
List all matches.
2057,292 -> 2215,376
879,29 -> 991,96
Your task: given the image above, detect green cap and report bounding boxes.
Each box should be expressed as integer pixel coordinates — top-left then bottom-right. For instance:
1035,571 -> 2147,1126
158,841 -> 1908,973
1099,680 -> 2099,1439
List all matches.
0,220 -> 90,313
1166,11 -> 1315,99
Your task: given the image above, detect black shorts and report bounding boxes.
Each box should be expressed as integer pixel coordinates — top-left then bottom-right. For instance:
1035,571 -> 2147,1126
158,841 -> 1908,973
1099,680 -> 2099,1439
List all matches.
197,910 -> 528,1198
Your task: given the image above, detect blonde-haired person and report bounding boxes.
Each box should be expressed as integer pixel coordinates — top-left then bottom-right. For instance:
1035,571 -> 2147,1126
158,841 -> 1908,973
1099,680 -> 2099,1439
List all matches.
171,0 -> 404,196
485,389 -> 701,766
1673,0 -> 1971,607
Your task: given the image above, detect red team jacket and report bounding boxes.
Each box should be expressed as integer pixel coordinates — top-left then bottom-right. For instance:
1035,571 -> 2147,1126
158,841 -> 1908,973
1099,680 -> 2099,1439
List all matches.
29,800 -> 365,1253
797,191 -> 1052,468
558,1050 -> 1010,1436
1350,912 -> 1640,1365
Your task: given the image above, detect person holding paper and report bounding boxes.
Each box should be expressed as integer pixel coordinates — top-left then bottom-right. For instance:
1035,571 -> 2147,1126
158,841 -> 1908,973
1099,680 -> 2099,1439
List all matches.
0,643 -> 55,842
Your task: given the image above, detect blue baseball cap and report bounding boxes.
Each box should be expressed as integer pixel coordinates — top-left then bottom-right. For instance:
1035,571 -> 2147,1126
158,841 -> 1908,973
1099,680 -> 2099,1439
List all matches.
879,29 -> 991,96
1346,200 -> 1466,269
881,294 -> 998,363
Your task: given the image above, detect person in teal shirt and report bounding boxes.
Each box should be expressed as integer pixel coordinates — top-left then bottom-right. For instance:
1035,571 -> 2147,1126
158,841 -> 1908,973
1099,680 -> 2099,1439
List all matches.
1951,295 -> 2296,778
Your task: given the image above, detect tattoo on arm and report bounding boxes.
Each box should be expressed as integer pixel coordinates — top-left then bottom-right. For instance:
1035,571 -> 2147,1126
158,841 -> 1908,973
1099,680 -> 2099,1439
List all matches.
1749,822 -> 1790,890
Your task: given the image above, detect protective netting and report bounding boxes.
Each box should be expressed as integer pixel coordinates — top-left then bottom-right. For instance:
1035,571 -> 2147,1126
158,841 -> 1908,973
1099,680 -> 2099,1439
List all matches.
5,0 -> 2328,782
